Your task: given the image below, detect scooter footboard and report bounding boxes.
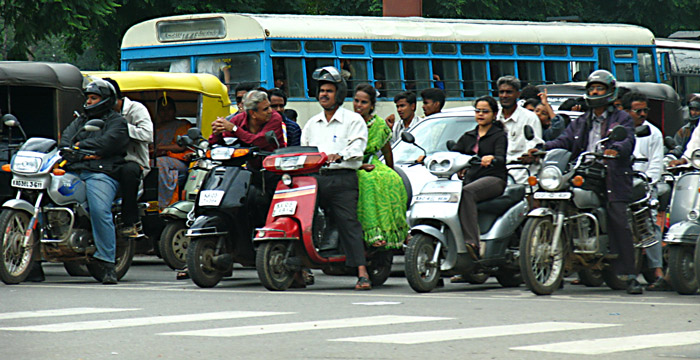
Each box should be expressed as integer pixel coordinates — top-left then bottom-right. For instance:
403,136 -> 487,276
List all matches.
254,217 -> 301,242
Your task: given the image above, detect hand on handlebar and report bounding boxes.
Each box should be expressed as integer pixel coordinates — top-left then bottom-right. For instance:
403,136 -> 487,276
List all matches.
668,158 -> 687,167
481,155 -> 494,167
603,149 -> 618,158
519,148 -> 541,164
326,153 -> 343,164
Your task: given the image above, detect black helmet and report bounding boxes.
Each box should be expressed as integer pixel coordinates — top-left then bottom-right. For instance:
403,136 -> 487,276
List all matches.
83,79 -> 117,118
689,100 -> 700,121
583,70 -> 618,108
312,66 -> 347,107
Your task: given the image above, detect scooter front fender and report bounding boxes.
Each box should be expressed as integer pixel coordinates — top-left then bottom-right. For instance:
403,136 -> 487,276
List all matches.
254,217 -> 300,242
160,201 -> 193,220
410,225 -> 447,247
186,214 -> 228,238
525,207 -> 556,218
664,221 -> 700,245
2,199 -> 35,215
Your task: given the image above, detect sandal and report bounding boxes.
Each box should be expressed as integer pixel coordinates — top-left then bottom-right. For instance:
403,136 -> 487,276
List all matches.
646,277 -> 673,291
371,240 -> 387,248
450,274 -> 469,283
354,276 -> 372,290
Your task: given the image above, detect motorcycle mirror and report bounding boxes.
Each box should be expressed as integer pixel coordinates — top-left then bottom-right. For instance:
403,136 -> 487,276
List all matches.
401,131 -> 415,144
524,124 -> 535,141
176,134 -> 194,147
264,130 -> 280,149
187,127 -> 202,141
664,136 -> 677,149
609,125 -> 628,142
2,114 -> 19,127
84,119 -> 105,132
635,125 -> 651,138
446,140 -> 457,151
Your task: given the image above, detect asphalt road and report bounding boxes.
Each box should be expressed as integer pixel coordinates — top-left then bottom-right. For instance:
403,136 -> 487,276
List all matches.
1,256 -> 699,360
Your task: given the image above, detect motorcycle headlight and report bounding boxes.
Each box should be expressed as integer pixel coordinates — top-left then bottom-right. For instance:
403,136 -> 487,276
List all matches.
539,166 -> 563,191
210,147 -> 234,160
428,158 -> 452,172
690,149 -> 700,169
12,155 -> 42,173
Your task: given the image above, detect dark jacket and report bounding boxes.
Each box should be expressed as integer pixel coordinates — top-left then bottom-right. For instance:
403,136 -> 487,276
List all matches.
452,123 -> 508,182
59,111 -> 129,177
671,119 -> 698,157
543,106 -> 635,202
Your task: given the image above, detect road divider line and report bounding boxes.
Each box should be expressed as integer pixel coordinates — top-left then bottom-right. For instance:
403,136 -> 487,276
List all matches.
159,315 -> 450,337
0,308 -> 139,321
331,321 -> 618,344
511,330 -> 700,355
0,311 -> 292,332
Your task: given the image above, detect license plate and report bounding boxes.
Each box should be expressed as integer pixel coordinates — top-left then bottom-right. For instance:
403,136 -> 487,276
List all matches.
11,179 -> 45,189
272,201 -> 297,217
534,192 -> 571,200
198,190 -> 225,206
413,194 -> 452,202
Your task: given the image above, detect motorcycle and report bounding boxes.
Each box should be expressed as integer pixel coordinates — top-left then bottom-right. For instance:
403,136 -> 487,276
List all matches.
519,125 -> 656,295
253,146 -> 394,291
399,132 -> 529,293
184,129 -> 276,288
0,117 -> 136,284
158,129 -> 213,270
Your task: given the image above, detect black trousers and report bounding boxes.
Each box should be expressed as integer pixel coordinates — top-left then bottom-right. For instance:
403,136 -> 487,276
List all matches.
118,161 -> 142,225
608,201 -> 636,276
458,176 -> 506,246
315,170 -> 366,267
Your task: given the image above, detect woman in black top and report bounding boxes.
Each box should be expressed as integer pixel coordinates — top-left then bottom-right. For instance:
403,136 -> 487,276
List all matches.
452,95 -> 508,259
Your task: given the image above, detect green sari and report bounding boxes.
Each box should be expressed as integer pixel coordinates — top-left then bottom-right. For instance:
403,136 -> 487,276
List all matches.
357,115 -> 408,249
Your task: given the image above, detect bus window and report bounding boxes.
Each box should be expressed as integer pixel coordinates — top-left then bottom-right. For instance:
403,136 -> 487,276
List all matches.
432,43 -> 457,55
373,59 -> 402,97
571,46 -> 594,57
598,48 -> 612,71
341,44 -> 365,54
432,60 -> 460,97
196,54 -> 261,90
544,46 -> 567,57
403,59 -> 431,93
490,44 -> 514,56
340,59 -> 369,98
637,48 -> 657,82
128,58 -> 190,72
461,43 -> 486,55
615,63 -> 635,81
372,42 -> 399,54
490,61 -> 515,88
544,62 -> 569,84
517,45 -> 540,56
305,58 -> 334,97
271,40 -> 301,52
305,40 -> 333,53
517,61 -> 543,86
672,48 -> 700,97
272,58 -> 304,98
403,42 -> 428,54
461,60 -> 489,97
571,61 -> 594,81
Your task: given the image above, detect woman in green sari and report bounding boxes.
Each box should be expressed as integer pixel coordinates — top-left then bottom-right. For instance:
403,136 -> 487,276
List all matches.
352,84 -> 408,249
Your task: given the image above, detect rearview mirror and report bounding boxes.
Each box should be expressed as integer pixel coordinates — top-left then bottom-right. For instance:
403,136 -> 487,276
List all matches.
401,131 -> 415,144
609,125 -> 628,142
524,124 -> 535,141
265,130 -> 280,149
84,119 -> 105,132
187,127 -> 202,141
634,125 -> 651,138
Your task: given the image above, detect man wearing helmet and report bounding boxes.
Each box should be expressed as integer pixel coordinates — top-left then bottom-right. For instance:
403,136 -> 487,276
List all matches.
669,98 -> 700,161
59,79 -> 130,284
300,66 -> 371,290
526,70 -> 642,294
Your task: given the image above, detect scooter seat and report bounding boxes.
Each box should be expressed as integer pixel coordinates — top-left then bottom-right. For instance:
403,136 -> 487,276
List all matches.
476,184 -> 526,234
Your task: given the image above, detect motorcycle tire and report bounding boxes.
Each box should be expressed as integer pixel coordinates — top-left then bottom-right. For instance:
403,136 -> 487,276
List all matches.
367,250 -> 393,287
694,244 -> 700,292
187,237 -> 224,288
86,237 -> 135,282
0,210 -> 35,284
577,269 -> 604,287
256,241 -> 294,291
668,246 -> 698,295
63,261 -> 90,277
159,221 -> 189,270
495,268 -> 522,287
404,234 -> 442,293
519,217 -> 564,295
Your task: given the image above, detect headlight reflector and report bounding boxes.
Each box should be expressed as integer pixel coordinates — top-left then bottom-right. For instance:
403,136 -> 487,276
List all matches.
539,166 -> 563,191
12,156 -> 42,173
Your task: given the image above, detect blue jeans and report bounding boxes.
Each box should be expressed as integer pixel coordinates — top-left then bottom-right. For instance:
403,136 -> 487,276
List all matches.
79,172 -> 119,263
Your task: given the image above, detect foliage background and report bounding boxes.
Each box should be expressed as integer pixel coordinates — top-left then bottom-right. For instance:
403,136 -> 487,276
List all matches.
1,0 -> 699,70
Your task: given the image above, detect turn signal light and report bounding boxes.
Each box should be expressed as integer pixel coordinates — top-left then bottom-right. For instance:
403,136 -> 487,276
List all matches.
52,169 -> 66,176
572,175 -> 584,187
1,164 -> 11,172
527,176 -> 538,186
232,149 -> 250,158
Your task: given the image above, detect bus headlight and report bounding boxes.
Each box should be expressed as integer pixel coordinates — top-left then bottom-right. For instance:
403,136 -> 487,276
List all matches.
539,166 -> 563,191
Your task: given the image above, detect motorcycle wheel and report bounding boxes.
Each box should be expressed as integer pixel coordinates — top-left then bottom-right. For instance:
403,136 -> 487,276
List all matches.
187,237 -> 224,288
256,241 -> 294,291
0,210 -> 35,284
577,269 -> 604,287
159,221 -> 189,270
404,234 -> 442,293
63,261 -> 90,277
86,237 -> 135,282
519,217 -> 564,295
694,244 -> 700,292
367,250 -> 392,287
495,268 -> 522,287
668,246 -> 698,295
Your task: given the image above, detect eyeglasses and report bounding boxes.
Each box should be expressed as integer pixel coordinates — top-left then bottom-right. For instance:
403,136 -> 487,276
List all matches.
587,85 -> 607,92
632,107 -> 650,114
474,109 -> 492,114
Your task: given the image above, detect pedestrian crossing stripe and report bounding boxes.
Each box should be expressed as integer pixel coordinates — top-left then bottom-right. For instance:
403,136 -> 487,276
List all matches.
512,330 -> 700,355
0,311 -> 291,332
330,321 -> 619,344
158,315 -> 451,337
0,308 -> 139,320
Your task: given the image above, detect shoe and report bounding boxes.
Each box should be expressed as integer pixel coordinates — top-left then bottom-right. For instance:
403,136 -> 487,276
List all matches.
176,269 -> 190,280
450,274 -> 469,283
302,269 -> 315,286
626,278 -> 643,295
354,276 -> 372,290
99,260 -> 117,285
120,222 -> 143,238
25,262 -> 45,282
646,277 -> 673,291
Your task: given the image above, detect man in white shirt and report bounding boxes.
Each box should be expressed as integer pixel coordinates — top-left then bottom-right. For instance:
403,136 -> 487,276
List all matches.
495,76 -> 543,184
385,91 -> 422,144
301,66 -> 371,290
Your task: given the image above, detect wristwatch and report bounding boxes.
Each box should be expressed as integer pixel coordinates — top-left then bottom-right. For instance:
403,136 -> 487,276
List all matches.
231,124 -> 238,132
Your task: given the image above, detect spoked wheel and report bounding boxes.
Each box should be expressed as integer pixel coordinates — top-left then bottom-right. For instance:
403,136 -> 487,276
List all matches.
256,241 -> 294,291
367,250 -> 393,287
519,217 -> 564,295
668,246 -> 698,295
0,210 -> 35,284
577,269 -> 604,287
159,221 -> 189,270
404,234 -> 442,293
86,236 -> 135,282
187,237 -> 224,288
63,261 -> 90,277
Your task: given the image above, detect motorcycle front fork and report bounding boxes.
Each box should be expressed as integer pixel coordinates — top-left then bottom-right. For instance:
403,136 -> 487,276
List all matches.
22,192 -> 44,249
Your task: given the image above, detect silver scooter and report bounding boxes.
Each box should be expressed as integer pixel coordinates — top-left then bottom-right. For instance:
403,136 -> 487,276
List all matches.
401,132 -> 530,293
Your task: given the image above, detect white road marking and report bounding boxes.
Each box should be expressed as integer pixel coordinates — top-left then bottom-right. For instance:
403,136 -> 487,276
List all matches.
512,330 -> 700,355
352,301 -> 402,306
331,321 -> 618,344
0,311 -> 291,332
0,308 -> 138,320
159,315 -> 450,337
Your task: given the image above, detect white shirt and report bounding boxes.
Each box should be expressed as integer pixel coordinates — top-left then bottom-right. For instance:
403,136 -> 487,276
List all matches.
497,105 -> 543,184
633,120 -> 664,184
121,97 -> 154,174
391,114 -> 422,144
683,123 -> 700,160
301,107 -> 368,170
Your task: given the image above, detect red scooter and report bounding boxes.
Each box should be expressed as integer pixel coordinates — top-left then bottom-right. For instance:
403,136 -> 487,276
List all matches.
254,146 -> 393,291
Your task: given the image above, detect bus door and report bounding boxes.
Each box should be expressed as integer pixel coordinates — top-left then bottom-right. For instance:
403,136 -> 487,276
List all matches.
610,48 -> 637,82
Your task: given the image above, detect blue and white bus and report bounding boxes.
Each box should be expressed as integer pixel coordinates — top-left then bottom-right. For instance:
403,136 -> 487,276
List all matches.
656,38 -> 700,102
121,13 -> 658,123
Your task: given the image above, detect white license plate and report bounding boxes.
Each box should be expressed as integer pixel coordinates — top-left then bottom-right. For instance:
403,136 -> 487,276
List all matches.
198,190 -> 225,206
534,192 -> 571,200
272,201 -> 297,217
11,179 -> 45,189
413,194 -> 452,202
